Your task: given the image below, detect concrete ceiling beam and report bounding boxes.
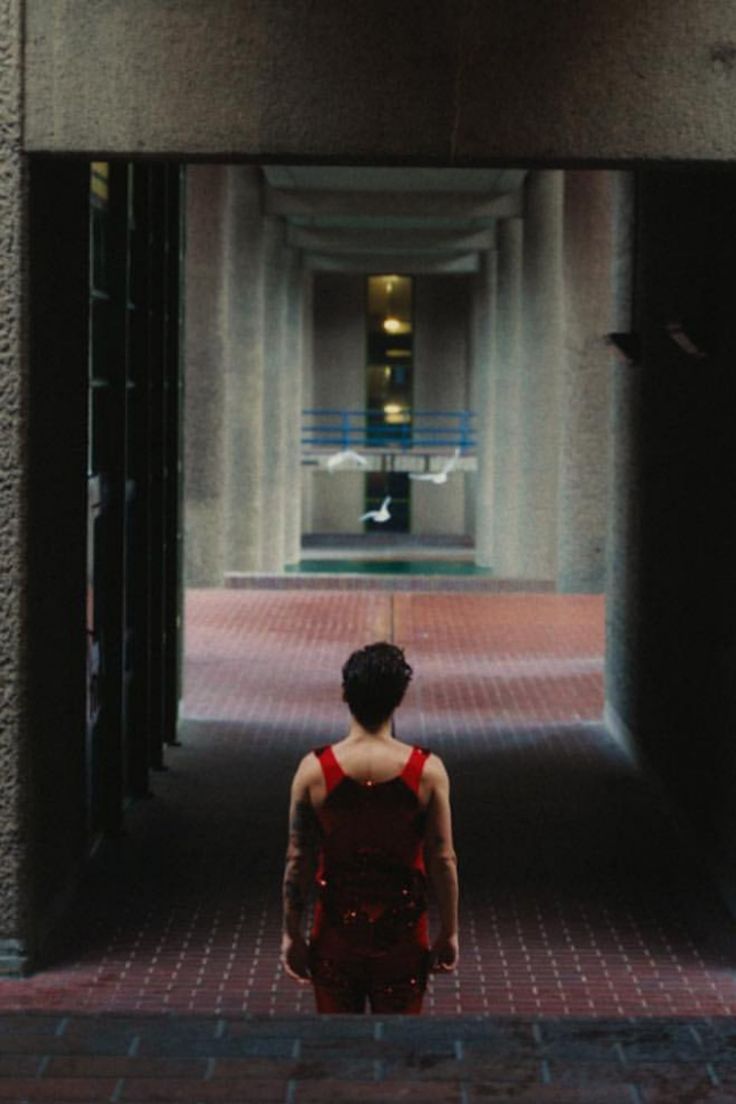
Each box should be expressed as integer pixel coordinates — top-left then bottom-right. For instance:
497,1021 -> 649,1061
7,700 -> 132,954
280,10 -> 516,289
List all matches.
304,251 -> 480,274
288,226 -> 496,254
265,187 -> 522,220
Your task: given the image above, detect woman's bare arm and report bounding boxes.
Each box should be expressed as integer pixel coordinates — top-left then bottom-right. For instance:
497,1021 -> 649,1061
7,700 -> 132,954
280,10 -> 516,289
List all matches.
281,756 -> 320,981
424,755 -> 459,970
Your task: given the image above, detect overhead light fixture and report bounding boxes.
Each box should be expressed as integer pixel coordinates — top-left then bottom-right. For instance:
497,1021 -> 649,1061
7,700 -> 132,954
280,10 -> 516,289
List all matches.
383,316 -> 402,334
383,403 -> 402,415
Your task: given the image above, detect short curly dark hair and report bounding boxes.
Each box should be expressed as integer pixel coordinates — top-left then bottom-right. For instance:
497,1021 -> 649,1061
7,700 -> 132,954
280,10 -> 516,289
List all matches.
341,642 -> 413,733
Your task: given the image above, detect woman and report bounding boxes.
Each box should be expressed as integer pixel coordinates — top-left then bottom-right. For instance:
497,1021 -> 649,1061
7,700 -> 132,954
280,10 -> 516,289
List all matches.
281,641 -> 459,1014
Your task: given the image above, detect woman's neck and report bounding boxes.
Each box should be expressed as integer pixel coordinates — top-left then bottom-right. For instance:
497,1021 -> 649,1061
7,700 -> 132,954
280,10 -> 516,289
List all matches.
345,719 -> 393,743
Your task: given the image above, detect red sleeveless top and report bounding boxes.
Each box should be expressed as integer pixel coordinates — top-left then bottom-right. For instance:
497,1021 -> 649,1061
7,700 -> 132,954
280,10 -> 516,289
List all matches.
310,744 -> 431,953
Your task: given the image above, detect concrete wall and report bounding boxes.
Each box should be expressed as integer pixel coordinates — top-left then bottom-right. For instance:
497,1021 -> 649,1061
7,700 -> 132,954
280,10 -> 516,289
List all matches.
606,169 -> 736,892
311,274 -> 365,533
556,171 -> 618,593
222,166 -> 266,575
488,219 -> 523,576
412,276 -> 471,536
300,274 -> 315,536
516,172 -> 565,581
24,0 -> 736,163
0,0 -> 28,972
183,167 -> 228,586
8,0 -> 736,971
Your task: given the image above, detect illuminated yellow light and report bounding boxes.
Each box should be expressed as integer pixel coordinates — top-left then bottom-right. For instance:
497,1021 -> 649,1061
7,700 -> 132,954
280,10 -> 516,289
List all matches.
90,161 -> 109,202
383,403 -> 402,415
383,316 -> 402,334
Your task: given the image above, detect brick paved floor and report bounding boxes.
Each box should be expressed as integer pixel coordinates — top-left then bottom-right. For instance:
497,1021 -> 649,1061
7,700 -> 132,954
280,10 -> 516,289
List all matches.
2,1011 -> 736,1102
2,589 -> 736,1101
1,588 -> 734,1020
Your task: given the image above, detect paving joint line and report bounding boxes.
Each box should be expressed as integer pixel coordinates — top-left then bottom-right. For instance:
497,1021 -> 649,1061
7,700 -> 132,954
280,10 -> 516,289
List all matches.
706,1061 -> 720,1086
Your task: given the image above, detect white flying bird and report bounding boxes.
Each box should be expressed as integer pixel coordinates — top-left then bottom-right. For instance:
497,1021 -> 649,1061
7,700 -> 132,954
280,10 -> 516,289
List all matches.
409,448 -> 461,485
360,496 -> 392,523
326,448 -> 369,472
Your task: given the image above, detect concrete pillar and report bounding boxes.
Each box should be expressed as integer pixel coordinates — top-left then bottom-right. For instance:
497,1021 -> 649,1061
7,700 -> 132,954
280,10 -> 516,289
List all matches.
183,166 -> 228,585
0,0 -> 31,972
222,166 -> 265,574
517,170 -> 565,580
260,217 -> 289,571
605,170 -> 736,872
301,272 -> 315,535
474,251 -> 498,568
311,274 -> 366,533
412,275 -> 471,536
490,218 -> 524,577
284,250 -> 304,566
556,171 -> 616,592
463,288 -> 479,541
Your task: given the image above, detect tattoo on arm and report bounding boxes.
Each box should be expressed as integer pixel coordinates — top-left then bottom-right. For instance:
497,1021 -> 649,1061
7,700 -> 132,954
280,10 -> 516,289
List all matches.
282,796 -> 321,935
289,799 -> 319,848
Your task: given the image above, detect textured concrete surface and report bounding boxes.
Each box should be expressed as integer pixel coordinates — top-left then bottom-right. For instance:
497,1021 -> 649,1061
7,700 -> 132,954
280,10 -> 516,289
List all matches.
518,172 -> 564,581
412,275 -> 471,537
300,274 -> 315,536
311,275 -> 365,533
24,0 -> 736,162
260,217 -> 290,572
284,251 -> 304,566
183,166 -> 228,586
489,218 -> 524,578
0,0 -> 27,965
606,171 -> 736,883
472,252 -> 497,569
556,171 -> 617,594
222,166 -> 266,575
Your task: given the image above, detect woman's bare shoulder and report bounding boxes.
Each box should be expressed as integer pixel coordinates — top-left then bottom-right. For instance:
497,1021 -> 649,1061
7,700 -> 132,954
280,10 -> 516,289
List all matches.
422,750 -> 449,783
293,749 -> 323,784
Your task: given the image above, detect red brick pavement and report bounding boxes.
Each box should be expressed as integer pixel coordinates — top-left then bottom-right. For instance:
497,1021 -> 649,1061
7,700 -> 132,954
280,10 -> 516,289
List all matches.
2,589 -> 736,1022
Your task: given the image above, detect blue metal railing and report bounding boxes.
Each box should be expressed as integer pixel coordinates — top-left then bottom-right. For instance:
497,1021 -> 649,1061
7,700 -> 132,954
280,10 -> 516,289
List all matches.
302,409 -> 476,451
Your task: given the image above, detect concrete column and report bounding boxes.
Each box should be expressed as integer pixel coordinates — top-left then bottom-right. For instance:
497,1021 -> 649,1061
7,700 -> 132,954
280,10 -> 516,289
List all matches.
517,170 -> 565,580
605,169 -> 736,873
474,251 -> 498,568
412,275 -> 471,536
260,217 -> 289,571
556,171 -> 616,592
284,250 -> 304,566
300,272 -> 315,535
222,166 -> 265,574
183,166 -> 228,585
0,0 -> 31,972
490,218 -> 524,576
311,274 -> 366,533
463,288 -> 479,540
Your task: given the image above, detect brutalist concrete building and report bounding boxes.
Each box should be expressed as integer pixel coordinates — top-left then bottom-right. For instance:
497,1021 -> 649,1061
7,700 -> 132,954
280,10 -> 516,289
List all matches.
2,0 -> 736,973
